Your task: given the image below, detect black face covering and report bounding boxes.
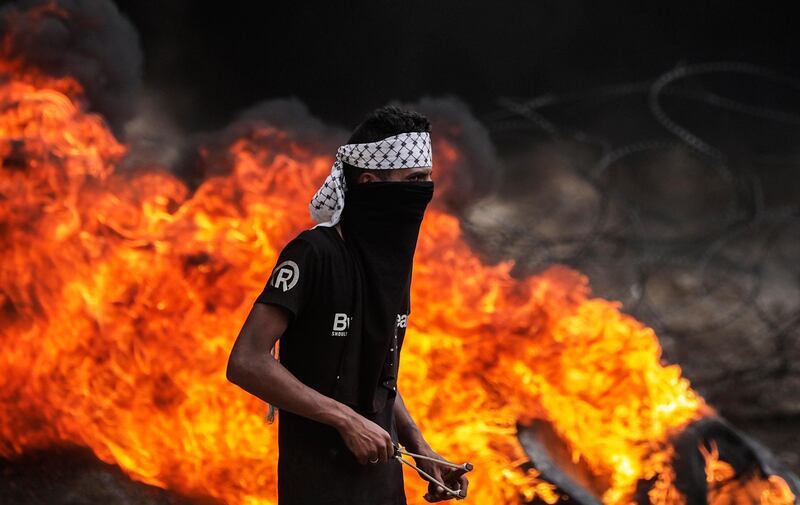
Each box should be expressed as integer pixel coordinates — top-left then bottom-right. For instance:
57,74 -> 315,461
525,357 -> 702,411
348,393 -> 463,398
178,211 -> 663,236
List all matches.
333,181 -> 434,413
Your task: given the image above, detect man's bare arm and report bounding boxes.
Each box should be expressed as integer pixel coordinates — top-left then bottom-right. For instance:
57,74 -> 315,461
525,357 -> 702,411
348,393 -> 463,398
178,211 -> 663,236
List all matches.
394,391 -> 431,453
226,303 -> 395,464
394,391 -> 469,502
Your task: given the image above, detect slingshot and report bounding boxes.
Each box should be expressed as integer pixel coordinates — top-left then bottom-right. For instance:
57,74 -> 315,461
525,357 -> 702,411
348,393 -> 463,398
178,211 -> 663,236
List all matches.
393,445 -> 473,500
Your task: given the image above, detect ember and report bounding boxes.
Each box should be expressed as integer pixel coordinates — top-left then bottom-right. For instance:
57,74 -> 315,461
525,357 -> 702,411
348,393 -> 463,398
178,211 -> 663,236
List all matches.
0,2 -> 797,505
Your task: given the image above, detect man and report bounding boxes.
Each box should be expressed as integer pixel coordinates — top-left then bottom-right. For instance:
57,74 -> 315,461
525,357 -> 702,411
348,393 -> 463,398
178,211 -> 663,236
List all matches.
227,106 -> 469,504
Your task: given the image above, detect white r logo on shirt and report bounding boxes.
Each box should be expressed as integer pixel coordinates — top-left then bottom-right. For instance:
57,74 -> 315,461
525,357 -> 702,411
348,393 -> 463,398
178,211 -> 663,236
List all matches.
270,260 -> 299,292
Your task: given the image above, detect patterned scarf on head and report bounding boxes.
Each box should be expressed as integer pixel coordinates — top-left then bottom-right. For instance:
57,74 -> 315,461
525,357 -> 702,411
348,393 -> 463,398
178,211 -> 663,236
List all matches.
309,131 -> 433,227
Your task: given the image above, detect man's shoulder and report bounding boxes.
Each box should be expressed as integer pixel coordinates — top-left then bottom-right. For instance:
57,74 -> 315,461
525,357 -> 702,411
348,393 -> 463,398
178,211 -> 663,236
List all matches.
288,226 -> 342,258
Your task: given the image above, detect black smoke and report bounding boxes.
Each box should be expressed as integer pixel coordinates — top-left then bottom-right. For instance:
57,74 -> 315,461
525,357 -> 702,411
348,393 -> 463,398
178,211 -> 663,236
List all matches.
0,0 -> 142,132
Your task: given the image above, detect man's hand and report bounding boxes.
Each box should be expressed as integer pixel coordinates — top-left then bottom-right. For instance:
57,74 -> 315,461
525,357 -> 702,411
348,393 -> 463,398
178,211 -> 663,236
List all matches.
336,409 -> 395,465
393,393 -> 470,501
413,447 -> 469,502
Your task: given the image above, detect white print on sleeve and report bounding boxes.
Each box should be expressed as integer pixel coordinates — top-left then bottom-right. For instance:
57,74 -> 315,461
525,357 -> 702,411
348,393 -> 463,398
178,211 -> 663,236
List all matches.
270,260 -> 299,292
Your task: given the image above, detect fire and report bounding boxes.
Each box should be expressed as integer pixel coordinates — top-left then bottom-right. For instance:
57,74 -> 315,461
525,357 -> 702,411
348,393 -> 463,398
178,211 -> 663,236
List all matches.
702,443 -> 796,505
0,42 -> 795,505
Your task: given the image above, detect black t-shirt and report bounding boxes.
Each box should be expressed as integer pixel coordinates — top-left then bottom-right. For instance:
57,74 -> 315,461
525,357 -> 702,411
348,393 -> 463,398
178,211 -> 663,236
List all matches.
255,226 -> 408,505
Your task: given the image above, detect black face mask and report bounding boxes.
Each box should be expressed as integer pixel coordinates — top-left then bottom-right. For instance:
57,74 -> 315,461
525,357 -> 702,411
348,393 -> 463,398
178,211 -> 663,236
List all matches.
334,181 -> 434,412
341,181 -> 434,281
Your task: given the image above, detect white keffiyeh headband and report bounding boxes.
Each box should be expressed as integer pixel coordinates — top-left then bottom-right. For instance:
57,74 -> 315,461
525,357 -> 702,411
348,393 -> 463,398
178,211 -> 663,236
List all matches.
309,131 -> 433,227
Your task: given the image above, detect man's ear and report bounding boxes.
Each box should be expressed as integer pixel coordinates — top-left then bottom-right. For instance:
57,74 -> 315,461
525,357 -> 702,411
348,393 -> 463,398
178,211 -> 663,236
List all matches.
357,171 -> 381,184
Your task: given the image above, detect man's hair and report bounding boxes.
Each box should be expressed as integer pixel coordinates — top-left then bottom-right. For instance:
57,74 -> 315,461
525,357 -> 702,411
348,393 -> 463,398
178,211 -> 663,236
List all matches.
342,105 -> 431,190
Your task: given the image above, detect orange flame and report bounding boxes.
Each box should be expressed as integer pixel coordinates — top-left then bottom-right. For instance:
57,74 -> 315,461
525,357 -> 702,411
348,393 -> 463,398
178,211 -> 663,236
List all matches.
702,442 -> 796,505
0,61 -> 795,505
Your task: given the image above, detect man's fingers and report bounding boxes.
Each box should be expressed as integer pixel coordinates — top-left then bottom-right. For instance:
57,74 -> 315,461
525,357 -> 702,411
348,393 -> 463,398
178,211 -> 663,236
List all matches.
433,468 -> 450,501
361,448 -> 377,465
430,472 -> 468,502
458,475 -> 469,498
384,435 -> 394,462
424,485 -> 446,503
424,478 -> 450,502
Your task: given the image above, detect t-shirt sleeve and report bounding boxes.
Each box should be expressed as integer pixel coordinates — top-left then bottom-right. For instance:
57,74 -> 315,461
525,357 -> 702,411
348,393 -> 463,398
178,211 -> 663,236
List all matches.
255,238 -> 317,319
